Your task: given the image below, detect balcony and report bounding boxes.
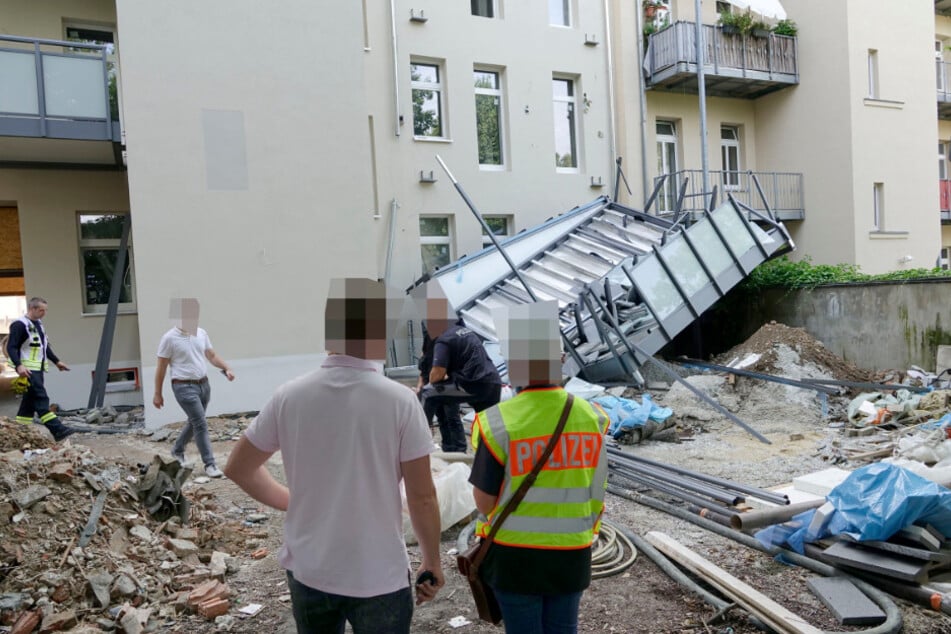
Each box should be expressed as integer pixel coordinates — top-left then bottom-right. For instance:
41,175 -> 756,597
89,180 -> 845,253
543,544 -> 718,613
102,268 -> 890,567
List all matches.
941,179 -> 951,223
644,22 -> 798,99
0,34 -> 122,168
938,62 -> 951,119
652,170 -> 804,221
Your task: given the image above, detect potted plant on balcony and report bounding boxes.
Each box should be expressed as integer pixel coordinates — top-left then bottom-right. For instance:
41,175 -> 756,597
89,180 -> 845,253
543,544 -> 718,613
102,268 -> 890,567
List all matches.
643,0 -> 665,20
772,19 -> 798,36
751,20 -> 771,38
719,9 -> 753,36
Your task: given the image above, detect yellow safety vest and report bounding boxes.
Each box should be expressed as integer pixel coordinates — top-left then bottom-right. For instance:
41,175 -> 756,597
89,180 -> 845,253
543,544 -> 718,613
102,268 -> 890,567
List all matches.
10,316 -> 47,372
472,387 -> 608,550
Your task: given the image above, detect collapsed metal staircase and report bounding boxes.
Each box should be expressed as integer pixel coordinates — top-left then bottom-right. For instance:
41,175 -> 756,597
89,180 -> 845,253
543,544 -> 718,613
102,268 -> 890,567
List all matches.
409,194 -> 794,384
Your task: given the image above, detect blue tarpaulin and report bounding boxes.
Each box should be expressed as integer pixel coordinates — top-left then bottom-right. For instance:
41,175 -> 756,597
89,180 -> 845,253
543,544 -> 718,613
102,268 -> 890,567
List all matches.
592,394 -> 673,439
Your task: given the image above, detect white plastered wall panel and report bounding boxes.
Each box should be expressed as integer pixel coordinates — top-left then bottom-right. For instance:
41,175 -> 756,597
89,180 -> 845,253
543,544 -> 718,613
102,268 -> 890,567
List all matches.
116,0 -> 377,426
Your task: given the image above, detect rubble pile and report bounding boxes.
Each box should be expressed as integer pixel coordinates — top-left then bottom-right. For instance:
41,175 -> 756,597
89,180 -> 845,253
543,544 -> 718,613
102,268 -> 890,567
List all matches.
148,413 -> 257,445
0,418 -> 266,633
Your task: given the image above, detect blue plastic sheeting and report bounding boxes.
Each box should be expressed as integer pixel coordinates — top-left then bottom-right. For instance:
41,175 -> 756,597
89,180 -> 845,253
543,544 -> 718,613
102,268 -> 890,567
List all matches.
592,394 -> 673,439
757,462 -> 951,554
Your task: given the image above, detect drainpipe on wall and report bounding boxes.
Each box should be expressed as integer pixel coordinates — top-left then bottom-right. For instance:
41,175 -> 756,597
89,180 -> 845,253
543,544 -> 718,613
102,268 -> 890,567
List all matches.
603,0 -> 618,183
635,0 -> 650,205
384,198 -> 399,287
390,0 -> 402,136
695,0 -> 710,200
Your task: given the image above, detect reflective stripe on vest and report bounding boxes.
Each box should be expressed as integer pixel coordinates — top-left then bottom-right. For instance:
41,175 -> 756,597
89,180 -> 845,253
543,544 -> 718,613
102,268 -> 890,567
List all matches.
13,316 -> 47,372
473,389 -> 607,549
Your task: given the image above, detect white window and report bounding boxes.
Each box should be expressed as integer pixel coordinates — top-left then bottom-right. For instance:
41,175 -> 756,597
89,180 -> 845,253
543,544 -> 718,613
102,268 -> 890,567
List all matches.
656,121 -> 678,212
475,69 -> 504,168
411,61 -> 445,138
553,77 -> 578,170
941,247 -> 951,270
940,142 -> 948,181
420,216 -> 453,272
867,49 -> 879,99
77,213 -> 135,314
482,215 -> 513,246
472,0 -> 496,18
939,41 -> 947,94
64,23 -> 120,123
720,126 -> 741,190
549,0 -> 571,27
872,182 -> 884,230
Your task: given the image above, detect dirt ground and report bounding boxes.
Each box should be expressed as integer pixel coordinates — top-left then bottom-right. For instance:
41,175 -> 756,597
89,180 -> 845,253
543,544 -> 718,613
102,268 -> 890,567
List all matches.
52,414 -> 950,634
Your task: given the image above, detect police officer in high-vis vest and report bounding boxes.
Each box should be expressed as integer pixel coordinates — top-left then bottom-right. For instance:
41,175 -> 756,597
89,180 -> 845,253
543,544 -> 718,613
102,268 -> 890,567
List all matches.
5,297 -> 77,441
469,301 -> 608,633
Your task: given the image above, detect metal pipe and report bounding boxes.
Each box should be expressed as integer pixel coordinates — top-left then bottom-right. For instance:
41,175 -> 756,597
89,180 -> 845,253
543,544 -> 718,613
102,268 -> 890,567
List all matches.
609,466 -> 735,514
602,0 -> 617,174
383,198 -> 399,287
389,0 -> 402,136
435,155 -> 537,302
694,0 -> 710,201
675,357 -> 839,395
607,446 -> 788,506
730,499 -> 827,531
635,0 -> 650,204
611,459 -> 744,507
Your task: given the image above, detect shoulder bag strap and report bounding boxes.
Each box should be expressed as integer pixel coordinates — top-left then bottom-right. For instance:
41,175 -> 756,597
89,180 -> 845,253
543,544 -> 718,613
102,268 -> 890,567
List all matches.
471,393 -> 575,569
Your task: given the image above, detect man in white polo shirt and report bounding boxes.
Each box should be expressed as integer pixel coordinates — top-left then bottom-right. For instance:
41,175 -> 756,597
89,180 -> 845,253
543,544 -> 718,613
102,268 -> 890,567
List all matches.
225,278 -> 444,633
154,298 -> 235,478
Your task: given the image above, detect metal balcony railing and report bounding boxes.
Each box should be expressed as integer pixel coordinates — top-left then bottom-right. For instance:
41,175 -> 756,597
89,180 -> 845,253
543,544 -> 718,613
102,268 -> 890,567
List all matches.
0,34 -> 119,142
652,170 -> 804,220
645,22 -> 798,98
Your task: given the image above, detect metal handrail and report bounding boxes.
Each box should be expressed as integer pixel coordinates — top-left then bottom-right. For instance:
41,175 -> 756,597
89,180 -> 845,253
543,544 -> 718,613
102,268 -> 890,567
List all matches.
653,169 -> 803,216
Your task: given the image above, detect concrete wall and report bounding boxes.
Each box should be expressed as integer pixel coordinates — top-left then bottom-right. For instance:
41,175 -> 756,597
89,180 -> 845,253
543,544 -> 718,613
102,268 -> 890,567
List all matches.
735,281 -> 951,373
116,0 -> 377,425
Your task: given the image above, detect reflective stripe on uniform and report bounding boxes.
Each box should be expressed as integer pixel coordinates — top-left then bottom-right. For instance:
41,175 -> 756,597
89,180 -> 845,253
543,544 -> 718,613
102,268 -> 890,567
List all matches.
15,416 -> 33,425
500,512 -> 604,535
40,412 -> 57,424
522,486 -> 594,504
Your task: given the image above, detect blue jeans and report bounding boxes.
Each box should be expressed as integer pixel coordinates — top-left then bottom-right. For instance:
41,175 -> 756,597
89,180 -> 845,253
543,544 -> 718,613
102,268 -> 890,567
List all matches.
491,587 -> 583,634
170,381 -> 215,468
286,571 -> 413,634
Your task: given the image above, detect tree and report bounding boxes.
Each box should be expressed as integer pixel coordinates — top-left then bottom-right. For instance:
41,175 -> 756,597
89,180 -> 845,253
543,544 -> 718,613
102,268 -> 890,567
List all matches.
412,70 -> 441,137
475,76 -> 501,165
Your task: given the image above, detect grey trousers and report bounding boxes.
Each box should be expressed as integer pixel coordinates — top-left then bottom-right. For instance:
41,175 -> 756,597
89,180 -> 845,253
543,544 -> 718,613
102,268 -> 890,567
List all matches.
170,381 -> 216,468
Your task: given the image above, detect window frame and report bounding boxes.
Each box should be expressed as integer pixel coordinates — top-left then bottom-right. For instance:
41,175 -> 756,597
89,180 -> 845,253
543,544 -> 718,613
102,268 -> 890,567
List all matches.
720,125 -> 741,191
471,0 -> 497,18
872,182 -> 884,230
419,215 -> 454,273
549,0 -> 572,27
552,76 -> 579,172
77,212 -> 136,315
411,59 -> 447,140
940,142 -> 948,181
481,215 -> 514,247
867,49 -> 879,99
474,67 -> 505,170
656,120 -> 679,212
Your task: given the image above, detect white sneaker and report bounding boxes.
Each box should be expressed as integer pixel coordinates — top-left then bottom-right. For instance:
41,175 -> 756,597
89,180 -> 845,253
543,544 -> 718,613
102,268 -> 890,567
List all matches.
205,465 -> 224,478
171,451 -> 185,464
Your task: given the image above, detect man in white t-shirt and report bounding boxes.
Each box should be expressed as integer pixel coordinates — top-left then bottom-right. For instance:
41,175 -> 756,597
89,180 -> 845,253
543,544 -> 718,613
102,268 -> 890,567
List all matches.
224,278 -> 444,634
154,298 -> 235,478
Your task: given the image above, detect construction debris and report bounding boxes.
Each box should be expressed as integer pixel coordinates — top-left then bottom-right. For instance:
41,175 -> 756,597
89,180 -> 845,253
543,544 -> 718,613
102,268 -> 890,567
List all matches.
0,417 -> 267,631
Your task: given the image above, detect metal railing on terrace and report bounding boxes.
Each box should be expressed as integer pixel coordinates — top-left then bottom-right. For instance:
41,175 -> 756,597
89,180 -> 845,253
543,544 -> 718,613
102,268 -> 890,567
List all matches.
645,22 -> 798,98
940,179 -> 951,222
652,170 -> 804,220
0,34 -> 119,142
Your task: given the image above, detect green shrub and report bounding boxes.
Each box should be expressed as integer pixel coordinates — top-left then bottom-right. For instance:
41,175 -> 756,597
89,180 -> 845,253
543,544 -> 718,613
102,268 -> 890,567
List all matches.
740,255 -> 951,292
772,19 -> 798,36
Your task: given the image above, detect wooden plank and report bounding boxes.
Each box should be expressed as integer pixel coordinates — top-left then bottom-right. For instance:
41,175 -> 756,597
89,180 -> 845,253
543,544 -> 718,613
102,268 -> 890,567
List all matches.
806,577 -> 886,626
822,541 -> 932,584
645,531 -> 823,634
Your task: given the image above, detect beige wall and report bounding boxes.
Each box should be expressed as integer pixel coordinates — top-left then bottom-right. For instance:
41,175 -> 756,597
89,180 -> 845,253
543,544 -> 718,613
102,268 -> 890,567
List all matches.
116,0 -> 376,424
365,1 -> 615,292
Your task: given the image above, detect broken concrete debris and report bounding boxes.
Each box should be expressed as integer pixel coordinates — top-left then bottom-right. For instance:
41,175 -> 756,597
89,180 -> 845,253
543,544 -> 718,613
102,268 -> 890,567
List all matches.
0,418 -> 267,630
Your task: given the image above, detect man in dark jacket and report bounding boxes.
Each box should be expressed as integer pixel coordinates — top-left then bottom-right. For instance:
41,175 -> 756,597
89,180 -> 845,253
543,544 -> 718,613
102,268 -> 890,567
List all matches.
415,327 -> 462,452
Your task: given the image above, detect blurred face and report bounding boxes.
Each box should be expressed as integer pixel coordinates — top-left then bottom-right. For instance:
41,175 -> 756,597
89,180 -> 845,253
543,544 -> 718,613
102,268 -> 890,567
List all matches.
170,298 -> 200,334
324,278 -> 398,360
27,303 -> 47,320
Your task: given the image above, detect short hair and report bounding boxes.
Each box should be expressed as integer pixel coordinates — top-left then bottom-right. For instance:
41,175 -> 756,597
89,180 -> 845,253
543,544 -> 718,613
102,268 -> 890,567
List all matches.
325,278 -> 398,358
28,297 -> 47,309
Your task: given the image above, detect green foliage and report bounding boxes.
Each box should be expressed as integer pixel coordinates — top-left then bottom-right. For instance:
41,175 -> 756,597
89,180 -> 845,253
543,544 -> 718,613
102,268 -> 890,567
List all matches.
718,9 -> 753,35
474,75 -> 501,165
750,20 -> 771,36
741,255 -> 951,292
772,19 -> 798,36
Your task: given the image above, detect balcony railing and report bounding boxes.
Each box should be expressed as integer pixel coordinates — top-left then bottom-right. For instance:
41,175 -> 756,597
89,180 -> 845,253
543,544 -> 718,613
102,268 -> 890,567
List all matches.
652,170 -> 804,221
645,22 -> 798,98
940,179 -> 951,222
0,34 -> 119,142
938,61 -> 951,119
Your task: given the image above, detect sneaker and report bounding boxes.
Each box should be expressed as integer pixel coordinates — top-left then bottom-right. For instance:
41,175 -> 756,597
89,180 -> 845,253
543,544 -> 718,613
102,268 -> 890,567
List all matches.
205,465 -> 224,478
171,451 -> 185,465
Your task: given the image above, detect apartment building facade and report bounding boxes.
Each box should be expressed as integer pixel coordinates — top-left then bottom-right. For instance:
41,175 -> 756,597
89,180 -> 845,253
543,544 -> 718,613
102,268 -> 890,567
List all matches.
0,0 -> 615,423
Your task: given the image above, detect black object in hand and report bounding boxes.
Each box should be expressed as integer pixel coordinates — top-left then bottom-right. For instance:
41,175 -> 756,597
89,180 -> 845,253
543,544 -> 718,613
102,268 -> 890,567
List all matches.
416,570 -> 435,586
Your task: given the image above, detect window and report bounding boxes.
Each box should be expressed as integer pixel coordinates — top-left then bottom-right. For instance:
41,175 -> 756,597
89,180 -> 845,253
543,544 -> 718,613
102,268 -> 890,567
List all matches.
938,41 -> 946,93
549,0 -> 570,27
656,121 -> 678,212
720,126 -> 741,190
941,247 -> 950,270
475,69 -> 504,167
872,183 -> 884,230
481,215 -> 513,246
472,0 -> 496,18
867,49 -> 879,99
553,77 -> 578,170
940,142 -> 948,181
91,367 -> 140,393
65,24 -> 120,121
420,216 -> 453,272
78,213 -> 135,313
411,61 -> 445,138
